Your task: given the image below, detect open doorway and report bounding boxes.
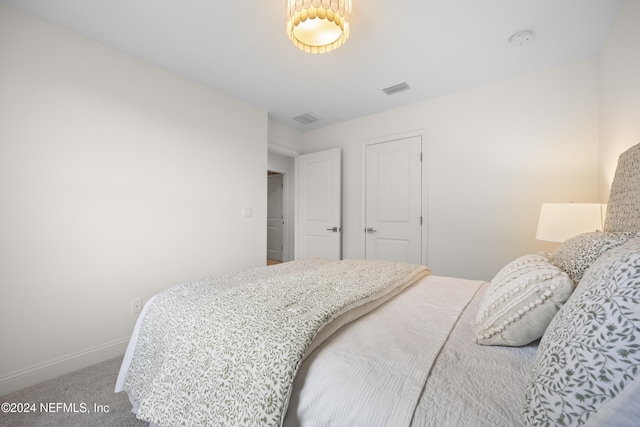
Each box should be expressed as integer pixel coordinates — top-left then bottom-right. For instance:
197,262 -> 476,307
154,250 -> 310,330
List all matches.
268,146 -> 297,265
267,171 -> 284,265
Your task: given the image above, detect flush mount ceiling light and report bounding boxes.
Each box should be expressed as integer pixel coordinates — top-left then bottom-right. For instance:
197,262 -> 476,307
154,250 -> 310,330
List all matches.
287,0 -> 351,54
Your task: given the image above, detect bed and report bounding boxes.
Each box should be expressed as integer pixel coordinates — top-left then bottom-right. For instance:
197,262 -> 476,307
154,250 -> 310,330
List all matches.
116,142 -> 640,427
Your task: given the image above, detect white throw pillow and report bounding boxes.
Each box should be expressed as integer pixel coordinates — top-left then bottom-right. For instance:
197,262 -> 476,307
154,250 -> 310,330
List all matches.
524,238 -> 640,426
474,254 -> 573,346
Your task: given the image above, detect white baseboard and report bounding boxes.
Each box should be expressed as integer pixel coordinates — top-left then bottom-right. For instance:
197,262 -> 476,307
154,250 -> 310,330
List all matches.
0,337 -> 130,397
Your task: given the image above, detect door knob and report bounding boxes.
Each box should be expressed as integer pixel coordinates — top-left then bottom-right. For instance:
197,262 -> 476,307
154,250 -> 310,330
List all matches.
365,227 -> 377,233
326,227 -> 340,232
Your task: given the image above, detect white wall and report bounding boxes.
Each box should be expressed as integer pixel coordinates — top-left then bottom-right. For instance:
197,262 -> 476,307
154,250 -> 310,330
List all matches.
268,120 -> 303,155
599,0 -> 640,198
301,59 -> 600,281
0,5 -> 268,394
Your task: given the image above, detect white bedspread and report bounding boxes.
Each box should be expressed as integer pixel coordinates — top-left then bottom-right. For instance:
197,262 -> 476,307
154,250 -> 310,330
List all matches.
284,275 -> 483,427
116,259 -> 429,427
414,282 -> 539,427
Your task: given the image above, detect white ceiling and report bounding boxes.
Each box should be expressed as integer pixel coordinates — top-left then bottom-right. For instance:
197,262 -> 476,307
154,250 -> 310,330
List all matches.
1,0 -> 623,131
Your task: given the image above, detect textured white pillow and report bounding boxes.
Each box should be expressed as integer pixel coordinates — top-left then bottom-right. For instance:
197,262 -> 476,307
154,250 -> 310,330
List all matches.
524,238 -> 640,426
474,254 -> 573,346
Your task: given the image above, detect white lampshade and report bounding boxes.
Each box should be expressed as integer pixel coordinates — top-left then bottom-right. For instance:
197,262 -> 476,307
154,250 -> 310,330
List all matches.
286,0 -> 351,54
536,203 -> 606,242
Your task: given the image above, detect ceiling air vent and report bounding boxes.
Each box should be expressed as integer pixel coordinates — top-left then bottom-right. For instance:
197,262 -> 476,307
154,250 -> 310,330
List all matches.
292,112 -> 322,125
382,82 -> 410,96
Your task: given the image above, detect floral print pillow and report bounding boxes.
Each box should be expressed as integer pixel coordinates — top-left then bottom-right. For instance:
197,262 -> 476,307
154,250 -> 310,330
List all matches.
550,231 -> 640,285
524,238 -> 640,426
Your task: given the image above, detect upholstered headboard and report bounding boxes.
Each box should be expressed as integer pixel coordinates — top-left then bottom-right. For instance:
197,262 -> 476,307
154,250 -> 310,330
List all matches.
603,142 -> 640,232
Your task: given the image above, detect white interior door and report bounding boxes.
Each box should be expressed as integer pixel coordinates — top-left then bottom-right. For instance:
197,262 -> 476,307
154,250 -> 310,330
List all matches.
267,173 -> 284,261
296,148 -> 341,260
365,136 -> 422,263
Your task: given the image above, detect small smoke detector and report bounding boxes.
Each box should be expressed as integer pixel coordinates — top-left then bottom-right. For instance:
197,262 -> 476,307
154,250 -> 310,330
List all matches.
509,30 -> 534,46
292,112 -> 322,125
382,82 -> 410,96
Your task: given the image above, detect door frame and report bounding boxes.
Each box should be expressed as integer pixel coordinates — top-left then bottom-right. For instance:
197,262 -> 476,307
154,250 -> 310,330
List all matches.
361,129 -> 428,266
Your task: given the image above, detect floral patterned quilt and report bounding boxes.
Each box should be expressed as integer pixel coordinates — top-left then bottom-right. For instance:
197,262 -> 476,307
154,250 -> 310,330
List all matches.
120,258 -> 430,427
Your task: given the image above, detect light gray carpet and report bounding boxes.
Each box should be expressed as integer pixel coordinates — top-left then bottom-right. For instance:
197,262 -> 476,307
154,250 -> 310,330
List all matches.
0,356 -> 147,427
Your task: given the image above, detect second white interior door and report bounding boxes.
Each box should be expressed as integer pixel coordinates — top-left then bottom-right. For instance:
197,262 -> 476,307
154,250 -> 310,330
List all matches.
364,136 -> 422,264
